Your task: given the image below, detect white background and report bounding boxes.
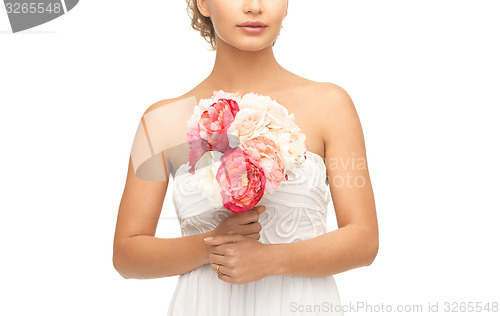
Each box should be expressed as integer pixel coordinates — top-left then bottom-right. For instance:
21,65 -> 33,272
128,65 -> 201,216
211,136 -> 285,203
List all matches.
1,1 -> 499,315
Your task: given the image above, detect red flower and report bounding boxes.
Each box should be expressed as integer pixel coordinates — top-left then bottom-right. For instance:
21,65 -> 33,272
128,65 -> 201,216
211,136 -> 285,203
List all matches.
216,147 -> 266,213
187,98 -> 240,174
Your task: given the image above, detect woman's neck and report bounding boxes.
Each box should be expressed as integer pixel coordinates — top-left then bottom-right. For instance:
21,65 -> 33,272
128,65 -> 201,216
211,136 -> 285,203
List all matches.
203,42 -> 287,95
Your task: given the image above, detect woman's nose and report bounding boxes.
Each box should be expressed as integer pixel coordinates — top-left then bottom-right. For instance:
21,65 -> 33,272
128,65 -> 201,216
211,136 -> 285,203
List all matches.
243,0 -> 264,14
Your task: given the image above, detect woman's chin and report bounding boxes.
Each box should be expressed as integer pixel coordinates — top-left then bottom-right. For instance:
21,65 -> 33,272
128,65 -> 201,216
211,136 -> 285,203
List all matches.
228,39 -> 275,52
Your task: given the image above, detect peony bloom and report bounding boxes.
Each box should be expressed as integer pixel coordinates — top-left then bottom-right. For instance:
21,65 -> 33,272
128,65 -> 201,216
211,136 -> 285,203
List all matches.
199,98 -> 239,150
187,98 -> 240,174
274,126 -> 307,172
192,151 -> 224,208
240,136 -> 285,194
216,147 -> 266,213
226,107 -> 270,147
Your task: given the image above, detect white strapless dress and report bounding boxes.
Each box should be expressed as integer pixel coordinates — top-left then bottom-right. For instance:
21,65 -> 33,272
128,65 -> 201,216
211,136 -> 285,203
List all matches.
167,150 -> 344,316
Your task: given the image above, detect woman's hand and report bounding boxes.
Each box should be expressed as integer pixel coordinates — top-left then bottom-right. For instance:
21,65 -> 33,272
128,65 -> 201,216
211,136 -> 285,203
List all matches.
204,234 -> 275,284
211,205 -> 266,240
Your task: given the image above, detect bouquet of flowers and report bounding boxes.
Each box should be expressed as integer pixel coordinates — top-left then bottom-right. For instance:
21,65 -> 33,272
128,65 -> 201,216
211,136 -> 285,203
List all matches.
186,90 -> 307,213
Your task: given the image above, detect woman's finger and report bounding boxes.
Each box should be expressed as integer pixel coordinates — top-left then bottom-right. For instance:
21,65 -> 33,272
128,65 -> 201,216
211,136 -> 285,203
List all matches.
208,252 -> 226,266
246,232 -> 260,240
211,263 -> 229,277
237,222 -> 262,235
204,234 -> 245,246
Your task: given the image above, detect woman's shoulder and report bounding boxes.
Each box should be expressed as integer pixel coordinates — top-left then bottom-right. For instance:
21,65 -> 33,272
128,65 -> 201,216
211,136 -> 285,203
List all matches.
282,73 -> 352,106
306,81 -> 353,105
297,80 -> 360,141
282,78 -> 356,125
303,81 -> 357,118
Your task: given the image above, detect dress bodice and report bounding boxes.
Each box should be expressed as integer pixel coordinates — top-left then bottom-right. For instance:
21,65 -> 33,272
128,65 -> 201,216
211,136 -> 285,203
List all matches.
171,150 -> 331,244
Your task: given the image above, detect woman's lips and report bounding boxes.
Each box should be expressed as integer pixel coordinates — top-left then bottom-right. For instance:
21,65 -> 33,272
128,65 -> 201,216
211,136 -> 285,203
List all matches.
237,26 -> 267,34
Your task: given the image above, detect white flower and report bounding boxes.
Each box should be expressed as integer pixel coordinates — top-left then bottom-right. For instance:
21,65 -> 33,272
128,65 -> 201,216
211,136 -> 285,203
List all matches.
239,93 -> 275,111
226,107 -> 271,146
186,104 -> 204,131
212,90 -> 240,100
192,151 -> 224,208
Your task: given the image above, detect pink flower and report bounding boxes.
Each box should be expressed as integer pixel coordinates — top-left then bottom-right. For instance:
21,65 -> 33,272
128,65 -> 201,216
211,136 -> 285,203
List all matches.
187,98 -> 240,174
216,147 -> 266,213
187,127 -> 211,175
240,136 -> 285,194
199,98 -> 239,150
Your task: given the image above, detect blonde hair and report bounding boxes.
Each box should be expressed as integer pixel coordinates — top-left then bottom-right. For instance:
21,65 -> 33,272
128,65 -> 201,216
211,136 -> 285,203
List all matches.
186,0 -> 279,51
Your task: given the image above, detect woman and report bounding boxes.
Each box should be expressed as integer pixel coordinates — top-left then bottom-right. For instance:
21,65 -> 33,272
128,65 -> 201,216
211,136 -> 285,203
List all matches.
113,0 -> 379,315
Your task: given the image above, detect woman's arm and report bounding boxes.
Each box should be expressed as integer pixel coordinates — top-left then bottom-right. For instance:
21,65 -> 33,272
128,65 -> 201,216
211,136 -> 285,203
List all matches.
268,83 -> 379,278
113,156 -> 215,279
